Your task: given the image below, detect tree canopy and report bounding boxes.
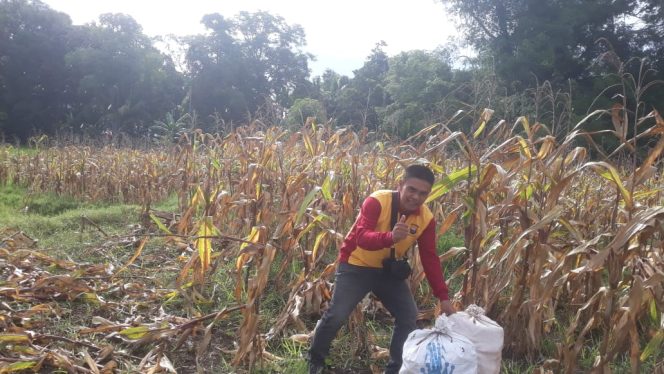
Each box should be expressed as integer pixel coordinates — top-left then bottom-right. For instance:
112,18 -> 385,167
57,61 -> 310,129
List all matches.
0,0 -> 72,139
0,0 -> 663,143
185,11 -> 311,127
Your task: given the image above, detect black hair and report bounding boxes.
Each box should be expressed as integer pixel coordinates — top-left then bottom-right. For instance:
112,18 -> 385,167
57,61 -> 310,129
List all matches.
404,164 -> 434,185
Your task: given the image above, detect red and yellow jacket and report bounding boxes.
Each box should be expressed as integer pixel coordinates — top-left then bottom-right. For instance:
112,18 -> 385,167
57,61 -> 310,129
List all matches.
338,190 -> 450,301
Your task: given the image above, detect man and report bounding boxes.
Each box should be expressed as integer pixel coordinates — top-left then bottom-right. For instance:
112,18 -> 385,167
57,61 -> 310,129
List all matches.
308,164 -> 455,374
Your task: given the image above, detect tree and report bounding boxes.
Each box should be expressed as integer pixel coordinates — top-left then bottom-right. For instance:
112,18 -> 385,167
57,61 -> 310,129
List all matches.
65,13 -> 183,136
285,98 -> 326,128
334,42 -> 391,129
634,0 -> 664,111
234,11 -> 311,109
0,0 -> 73,140
311,69 -> 350,125
185,14 -> 246,125
380,50 -> 454,136
439,0 -> 638,87
185,11 -> 311,126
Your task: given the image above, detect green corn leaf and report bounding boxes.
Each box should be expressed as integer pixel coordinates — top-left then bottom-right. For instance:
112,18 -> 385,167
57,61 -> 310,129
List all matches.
119,326 -> 150,340
426,165 -> 477,203
473,120 -> 487,138
296,187 -> 321,225
4,361 -> 38,372
650,299 -> 659,324
640,330 -> 663,362
321,173 -> 334,201
149,213 -> 173,235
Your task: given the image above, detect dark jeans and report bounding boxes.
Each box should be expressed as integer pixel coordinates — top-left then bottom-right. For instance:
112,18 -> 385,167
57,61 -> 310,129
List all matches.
308,262 -> 418,374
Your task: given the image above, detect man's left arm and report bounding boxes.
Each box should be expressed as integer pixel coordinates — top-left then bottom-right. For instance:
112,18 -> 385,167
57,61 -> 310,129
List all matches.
418,219 -> 455,315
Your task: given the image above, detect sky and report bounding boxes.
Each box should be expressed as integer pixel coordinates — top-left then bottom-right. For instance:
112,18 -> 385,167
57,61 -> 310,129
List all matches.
41,0 -> 459,77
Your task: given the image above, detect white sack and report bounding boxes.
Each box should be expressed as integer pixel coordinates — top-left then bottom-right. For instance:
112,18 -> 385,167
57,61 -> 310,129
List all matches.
448,305 -> 504,374
400,314 -> 478,374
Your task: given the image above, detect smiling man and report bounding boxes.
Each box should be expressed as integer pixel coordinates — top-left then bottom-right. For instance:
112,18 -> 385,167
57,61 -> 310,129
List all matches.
308,164 -> 455,374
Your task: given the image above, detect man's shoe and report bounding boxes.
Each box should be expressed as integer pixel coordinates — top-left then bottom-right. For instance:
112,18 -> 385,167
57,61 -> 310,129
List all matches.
308,361 -> 324,374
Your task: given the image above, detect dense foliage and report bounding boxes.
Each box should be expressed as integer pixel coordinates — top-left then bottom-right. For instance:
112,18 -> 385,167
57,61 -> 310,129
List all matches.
0,0 -> 663,144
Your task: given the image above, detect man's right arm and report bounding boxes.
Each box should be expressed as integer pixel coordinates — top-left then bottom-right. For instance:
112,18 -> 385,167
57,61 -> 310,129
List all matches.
354,197 -> 394,250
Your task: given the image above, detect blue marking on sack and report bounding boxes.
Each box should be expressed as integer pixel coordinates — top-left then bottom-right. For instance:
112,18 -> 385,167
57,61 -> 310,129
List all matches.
419,339 -> 456,374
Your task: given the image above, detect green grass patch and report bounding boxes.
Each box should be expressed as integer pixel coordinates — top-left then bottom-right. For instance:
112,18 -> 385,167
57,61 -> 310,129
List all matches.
0,183 -> 24,213
437,230 -> 465,253
152,192 -> 180,212
437,230 -> 465,294
0,184 -> 140,260
23,192 -> 81,216
0,145 -> 41,157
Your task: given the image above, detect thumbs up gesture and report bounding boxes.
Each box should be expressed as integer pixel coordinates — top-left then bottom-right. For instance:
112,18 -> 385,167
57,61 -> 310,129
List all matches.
392,215 -> 409,243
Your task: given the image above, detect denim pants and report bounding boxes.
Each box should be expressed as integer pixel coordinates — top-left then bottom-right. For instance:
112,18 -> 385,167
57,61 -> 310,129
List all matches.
308,262 -> 418,374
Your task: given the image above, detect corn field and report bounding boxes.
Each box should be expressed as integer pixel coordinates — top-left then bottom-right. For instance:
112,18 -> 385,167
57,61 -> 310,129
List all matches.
1,106 -> 664,373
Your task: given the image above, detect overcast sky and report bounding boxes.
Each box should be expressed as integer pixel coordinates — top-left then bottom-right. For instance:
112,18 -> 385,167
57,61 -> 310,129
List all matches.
41,0 -> 458,76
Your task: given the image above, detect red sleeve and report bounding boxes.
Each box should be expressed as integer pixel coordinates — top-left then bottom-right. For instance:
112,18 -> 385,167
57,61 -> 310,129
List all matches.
418,219 -> 450,301
355,197 -> 395,250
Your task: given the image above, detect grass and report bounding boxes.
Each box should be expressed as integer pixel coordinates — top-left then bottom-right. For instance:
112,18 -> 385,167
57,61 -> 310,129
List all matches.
437,229 -> 465,253
152,192 -> 179,212
0,184 -> 140,261
438,229 -> 465,295
1,145 -> 41,157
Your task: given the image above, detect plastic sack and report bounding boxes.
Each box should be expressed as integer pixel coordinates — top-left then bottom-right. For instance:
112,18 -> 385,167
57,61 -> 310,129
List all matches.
400,314 -> 478,374
448,305 -> 504,374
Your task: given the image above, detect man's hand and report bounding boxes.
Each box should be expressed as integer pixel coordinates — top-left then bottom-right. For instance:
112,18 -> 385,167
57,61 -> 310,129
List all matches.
440,300 -> 456,316
392,215 -> 408,243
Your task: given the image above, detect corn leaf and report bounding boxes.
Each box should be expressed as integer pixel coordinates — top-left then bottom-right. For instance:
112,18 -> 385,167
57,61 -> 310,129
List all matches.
296,214 -> 327,242
586,161 -> 633,208
237,226 -> 261,271
473,108 -> 494,138
649,299 -> 659,324
311,231 -> 328,261
438,210 -> 459,236
115,237 -> 148,275
321,173 -> 334,201
0,333 -> 30,344
296,187 -> 321,225
195,217 -> 216,275
149,213 -> 173,235
118,326 -> 150,340
640,330 -> 663,361
426,165 -> 477,203
303,132 -> 315,157
516,136 -> 532,158
515,116 -> 531,138
2,361 -> 38,372
473,120 -> 487,139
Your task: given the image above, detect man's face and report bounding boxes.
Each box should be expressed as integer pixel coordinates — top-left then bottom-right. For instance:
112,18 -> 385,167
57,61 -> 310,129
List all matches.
397,177 -> 432,213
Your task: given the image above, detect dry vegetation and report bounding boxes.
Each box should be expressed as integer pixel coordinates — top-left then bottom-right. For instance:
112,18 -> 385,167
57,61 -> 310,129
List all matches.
1,105 -> 664,373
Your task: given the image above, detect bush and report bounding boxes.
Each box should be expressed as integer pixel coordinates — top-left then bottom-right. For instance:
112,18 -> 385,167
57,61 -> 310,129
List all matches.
286,98 -> 327,127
